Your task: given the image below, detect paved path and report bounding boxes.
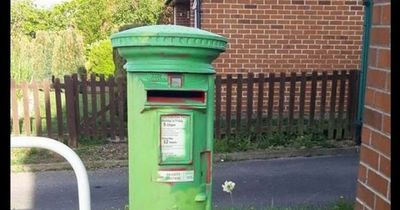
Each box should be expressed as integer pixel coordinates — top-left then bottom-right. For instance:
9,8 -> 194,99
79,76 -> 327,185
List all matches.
11,153 -> 359,210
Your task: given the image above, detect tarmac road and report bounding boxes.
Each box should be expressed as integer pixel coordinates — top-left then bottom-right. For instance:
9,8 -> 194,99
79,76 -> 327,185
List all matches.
11,153 -> 359,210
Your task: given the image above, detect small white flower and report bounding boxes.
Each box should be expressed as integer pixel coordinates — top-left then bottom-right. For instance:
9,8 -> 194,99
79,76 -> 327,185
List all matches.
222,180 -> 235,193
221,159 -> 224,162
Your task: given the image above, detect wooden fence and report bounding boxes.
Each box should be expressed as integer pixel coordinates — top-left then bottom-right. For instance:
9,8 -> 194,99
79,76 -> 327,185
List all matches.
10,74 -> 127,147
215,70 -> 360,140
10,70 -> 360,147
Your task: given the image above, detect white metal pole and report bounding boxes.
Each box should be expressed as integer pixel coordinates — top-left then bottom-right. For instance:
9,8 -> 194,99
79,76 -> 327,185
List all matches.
11,136 -> 91,210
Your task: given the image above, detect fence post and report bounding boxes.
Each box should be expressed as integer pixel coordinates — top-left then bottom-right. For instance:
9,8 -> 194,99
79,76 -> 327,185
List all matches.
288,72 -> 296,132
236,74 -> 243,135
33,82 -> 41,136
81,74 -> 89,137
72,74 -> 80,140
99,75 -> 106,138
298,72 -> 306,135
117,76 -> 125,141
278,72 -> 285,132
90,74 -> 98,139
22,82 -> 31,136
256,73 -> 265,135
266,73 -> 275,133
215,75 -> 222,139
309,72 -> 317,128
108,76 -> 116,141
225,74 -> 232,137
44,81 -> 52,138
246,73 -> 254,132
64,75 -> 78,148
11,80 -> 20,135
328,71 -> 338,139
54,78 -> 63,139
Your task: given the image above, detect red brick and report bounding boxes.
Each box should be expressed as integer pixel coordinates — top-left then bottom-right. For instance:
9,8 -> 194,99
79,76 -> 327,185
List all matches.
367,169 -> 389,196
371,132 -> 390,157
377,48 -> 390,69
363,107 -> 382,130
375,195 -> 390,210
371,27 -> 390,47
374,91 -> 390,113
368,48 -> 377,67
358,164 -> 367,183
382,115 -> 390,134
360,145 -> 379,170
361,127 -> 371,144
385,73 -> 390,91
366,69 -> 387,90
372,5 -> 381,25
364,88 -> 375,107
356,182 -> 375,209
354,200 -> 364,210
381,5 -> 390,25
379,155 -> 390,178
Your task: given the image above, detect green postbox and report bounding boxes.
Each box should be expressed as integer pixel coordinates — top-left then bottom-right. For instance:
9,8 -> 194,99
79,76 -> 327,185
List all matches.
111,25 -> 227,210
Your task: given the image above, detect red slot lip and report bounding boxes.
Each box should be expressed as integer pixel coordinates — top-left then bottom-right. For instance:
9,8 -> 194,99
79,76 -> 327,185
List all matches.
146,90 -> 206,104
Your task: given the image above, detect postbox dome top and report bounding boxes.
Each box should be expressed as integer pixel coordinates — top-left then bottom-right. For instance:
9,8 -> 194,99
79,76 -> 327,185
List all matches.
111,24 -> 227,51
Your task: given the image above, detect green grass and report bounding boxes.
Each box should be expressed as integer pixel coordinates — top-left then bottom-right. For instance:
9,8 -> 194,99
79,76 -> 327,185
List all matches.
10,136 -> 108,165
11,148 -> 59,165
214,128 -> 354,153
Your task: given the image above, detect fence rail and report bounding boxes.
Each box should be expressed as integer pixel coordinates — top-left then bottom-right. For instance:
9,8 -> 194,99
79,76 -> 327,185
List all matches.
10,70 -> 360,147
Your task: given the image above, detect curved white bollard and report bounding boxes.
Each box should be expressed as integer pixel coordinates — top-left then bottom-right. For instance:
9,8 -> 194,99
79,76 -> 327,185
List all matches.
11,136 -> 91,210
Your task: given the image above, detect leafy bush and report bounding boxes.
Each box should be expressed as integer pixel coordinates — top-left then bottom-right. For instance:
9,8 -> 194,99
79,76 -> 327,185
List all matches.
85,39 -> 115,77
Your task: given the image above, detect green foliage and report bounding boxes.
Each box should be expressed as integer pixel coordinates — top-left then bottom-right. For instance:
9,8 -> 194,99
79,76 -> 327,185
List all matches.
85,39 -> 115,77
51,28 -> 86,78
11,29 -> 85,82
11,0 -> 51,36
45,0 -> 164,46
11,31 -> 56,82
11,0 -> 166,81
71,0 -> 113,45
11,33 -> 36,83
47,0 -> 78,31
32,31 -> 58,79
131,0 -> 164,25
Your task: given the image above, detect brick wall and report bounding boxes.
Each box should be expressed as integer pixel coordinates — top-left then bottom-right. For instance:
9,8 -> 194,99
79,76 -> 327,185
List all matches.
355,1 -> 391,210
196,0 -> 364,74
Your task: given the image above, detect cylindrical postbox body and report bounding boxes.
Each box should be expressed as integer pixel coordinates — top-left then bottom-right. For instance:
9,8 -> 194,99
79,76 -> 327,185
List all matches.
111,25 -> 227,210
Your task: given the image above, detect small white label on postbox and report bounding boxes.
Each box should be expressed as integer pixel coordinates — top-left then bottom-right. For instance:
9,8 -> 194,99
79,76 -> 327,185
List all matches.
161,115 -> 188,160
156,170 -> 194,182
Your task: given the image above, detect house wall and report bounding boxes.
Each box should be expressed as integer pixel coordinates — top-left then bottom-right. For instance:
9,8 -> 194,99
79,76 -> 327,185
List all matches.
355,0 -> 391,209
196,0 -> 364,74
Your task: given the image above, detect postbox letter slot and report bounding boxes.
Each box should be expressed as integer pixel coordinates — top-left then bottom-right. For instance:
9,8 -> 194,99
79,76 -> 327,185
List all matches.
147,90 -> 205,104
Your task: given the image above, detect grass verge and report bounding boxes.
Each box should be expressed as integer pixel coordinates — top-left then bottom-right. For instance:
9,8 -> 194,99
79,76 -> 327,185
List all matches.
215,129 -> 355,153
215,198 -> 354,210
